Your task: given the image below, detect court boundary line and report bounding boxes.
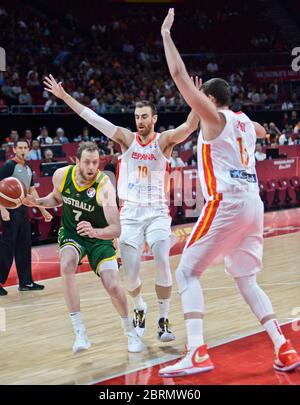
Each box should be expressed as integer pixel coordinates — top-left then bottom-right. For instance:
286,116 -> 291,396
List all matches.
88,320 -> 293,385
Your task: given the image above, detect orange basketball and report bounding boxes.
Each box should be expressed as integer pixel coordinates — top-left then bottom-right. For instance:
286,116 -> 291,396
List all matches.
0,177 -> 27,209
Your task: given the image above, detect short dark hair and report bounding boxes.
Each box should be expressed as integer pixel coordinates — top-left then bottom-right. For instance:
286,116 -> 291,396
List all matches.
14,138 -> 28,147
135,100 -> 157,116
202,78 -> 231,107
77,142 -> 100,159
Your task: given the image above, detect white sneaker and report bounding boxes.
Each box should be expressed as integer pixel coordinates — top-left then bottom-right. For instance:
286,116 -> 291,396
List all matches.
127,330 -> 144,353
72,330 -> 91,353
159,344 -> 214,377
133,303 -> 147,337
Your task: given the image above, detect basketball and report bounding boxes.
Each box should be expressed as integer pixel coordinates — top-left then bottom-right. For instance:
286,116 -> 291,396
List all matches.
0,177 -> 27,209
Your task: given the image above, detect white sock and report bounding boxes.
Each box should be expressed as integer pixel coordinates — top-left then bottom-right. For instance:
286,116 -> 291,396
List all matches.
69,312 -> 85,334
185,318 -> 204,348
158,298 -> 170,320
133,294 -> 146,311
263,319 -> 286,353
121,316 -> 133,334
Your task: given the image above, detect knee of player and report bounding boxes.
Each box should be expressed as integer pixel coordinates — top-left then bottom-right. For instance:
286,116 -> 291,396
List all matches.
124,276 -> 141,293
155,267 -> 172,287
61,258 -> 78,276
104,279 -> 121,298
175,265 -> 192,294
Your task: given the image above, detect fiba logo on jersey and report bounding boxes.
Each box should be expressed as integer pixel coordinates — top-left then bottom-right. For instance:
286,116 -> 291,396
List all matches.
0,47 -> 6,71
86,187 -> 96,198
149,141 -> 158,149
291,47 -> 300,72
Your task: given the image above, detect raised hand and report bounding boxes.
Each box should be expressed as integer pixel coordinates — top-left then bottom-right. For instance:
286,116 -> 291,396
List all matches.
43,74 -> 66,99
161,8 -> 175,35
190,76 -> 202,90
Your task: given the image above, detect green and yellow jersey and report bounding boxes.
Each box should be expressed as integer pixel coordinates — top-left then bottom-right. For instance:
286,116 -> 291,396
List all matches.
58,165 -> 116,275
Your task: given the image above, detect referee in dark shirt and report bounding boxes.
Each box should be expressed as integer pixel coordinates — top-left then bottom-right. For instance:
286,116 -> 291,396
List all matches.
0,139 -> 53,296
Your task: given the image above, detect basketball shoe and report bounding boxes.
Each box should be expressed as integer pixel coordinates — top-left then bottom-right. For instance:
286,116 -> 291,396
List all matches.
157,318 -> 175,342
73,329 -> 91,353
159,344 -> 214,377
126,330 -> 144,353
273,340 -> 300,372
0,285 -> 8,296
133,303 -> 147,337
18,282 -> 45,291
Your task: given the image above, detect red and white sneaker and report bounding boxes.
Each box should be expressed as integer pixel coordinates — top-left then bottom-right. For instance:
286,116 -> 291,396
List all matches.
159,344 -> 214,378
274,340 -> 300,372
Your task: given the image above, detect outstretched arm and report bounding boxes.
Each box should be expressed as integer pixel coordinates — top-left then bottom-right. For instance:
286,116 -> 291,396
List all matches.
161,9 -> 223,138
159,76 -> 200,151
23,167 -> 64,208
159,109 -> 199,154
29,186 -> 53,222
43,75 -> 134,149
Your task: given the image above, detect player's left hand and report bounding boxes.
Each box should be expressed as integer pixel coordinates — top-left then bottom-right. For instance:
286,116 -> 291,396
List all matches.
42,210 -> 53,222
77,221 -> 97,238
190,75 -> 202,90
161,8 -> 175,35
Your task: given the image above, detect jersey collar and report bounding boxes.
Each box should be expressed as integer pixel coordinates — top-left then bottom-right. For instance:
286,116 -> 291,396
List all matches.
72,166 -> 101,192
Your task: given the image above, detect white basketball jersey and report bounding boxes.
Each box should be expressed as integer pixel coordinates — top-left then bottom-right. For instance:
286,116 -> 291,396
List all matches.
197,109 -> 259,201
117,133 -> 170,206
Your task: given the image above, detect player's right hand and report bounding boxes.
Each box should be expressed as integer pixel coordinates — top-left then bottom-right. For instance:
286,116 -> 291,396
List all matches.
0,208 -> 10,221
23,195 -> 37,207
43,74 -> 66,99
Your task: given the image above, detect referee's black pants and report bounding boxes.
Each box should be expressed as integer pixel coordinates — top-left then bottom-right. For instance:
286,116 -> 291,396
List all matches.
0,206 -> 32,286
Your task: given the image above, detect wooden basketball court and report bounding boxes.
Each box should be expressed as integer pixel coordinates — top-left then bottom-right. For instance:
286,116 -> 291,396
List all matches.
0,209 -> 300,385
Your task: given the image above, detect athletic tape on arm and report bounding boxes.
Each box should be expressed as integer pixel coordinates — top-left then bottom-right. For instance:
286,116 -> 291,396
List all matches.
79,107 -> 117,138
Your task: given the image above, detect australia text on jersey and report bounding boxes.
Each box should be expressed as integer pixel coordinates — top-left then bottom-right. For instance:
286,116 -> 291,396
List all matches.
62,196 -> 95,212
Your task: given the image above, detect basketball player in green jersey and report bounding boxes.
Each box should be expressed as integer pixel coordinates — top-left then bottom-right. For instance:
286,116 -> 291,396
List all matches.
24,142 -> 143,353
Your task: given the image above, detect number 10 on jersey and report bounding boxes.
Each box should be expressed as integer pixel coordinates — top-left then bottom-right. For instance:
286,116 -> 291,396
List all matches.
138,165 -> 148,178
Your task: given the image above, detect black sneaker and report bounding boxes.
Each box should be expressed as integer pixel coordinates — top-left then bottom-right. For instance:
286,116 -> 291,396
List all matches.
0,285 -> 8,296
18,282 -> 45,291
158,318 -> 176,342
133,303 -> 147,337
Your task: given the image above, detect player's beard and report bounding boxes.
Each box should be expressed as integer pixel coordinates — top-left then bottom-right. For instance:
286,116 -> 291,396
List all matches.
78,167 -> 96,182
137,124 -> 152,138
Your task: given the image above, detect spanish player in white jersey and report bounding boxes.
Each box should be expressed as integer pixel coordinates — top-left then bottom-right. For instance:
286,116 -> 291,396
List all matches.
43,74 -> 199,343
159,8 -> 300,376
